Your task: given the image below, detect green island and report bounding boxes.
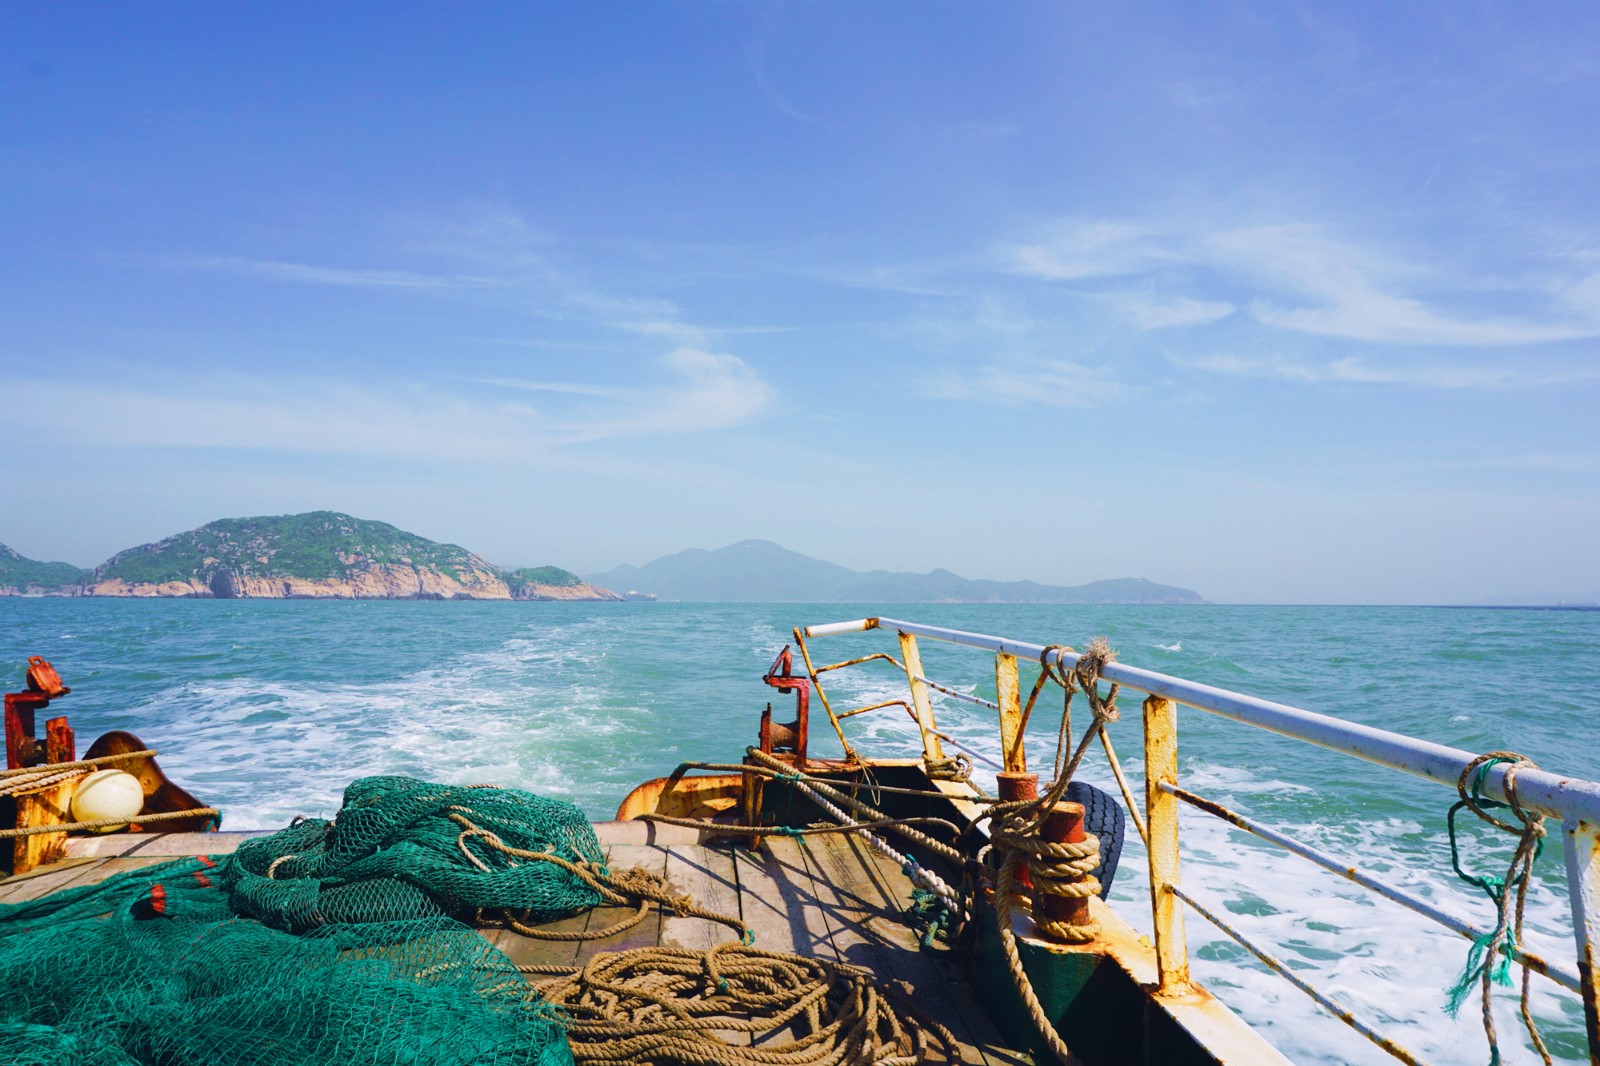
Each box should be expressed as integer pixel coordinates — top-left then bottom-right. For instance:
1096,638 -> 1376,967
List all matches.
0,512 -> 620,601
0,545 -> 92,595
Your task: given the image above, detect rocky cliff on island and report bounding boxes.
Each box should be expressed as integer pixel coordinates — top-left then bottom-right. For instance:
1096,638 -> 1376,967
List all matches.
43,512 -> 623,601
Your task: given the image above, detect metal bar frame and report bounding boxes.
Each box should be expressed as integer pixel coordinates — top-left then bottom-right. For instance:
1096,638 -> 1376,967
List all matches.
1163,782 -> 1580,993
801,614 -> 1600,1057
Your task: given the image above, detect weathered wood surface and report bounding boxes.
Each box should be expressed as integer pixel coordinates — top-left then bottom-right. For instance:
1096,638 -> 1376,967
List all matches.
5,824 -> 1020,1063
0,854 -> 183,904
11,777 -> 77,874
65,830 -> 266,859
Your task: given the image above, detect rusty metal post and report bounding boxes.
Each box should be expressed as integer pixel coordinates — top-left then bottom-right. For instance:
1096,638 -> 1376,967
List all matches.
995,652 -> 1026,774
45,717 -> 74,765
1035,799 -> 1093,939
896,632 -> 945,767
1563,815 -> 1600,1061
1144,693 -> 1189,994
996,772 -> 1039,803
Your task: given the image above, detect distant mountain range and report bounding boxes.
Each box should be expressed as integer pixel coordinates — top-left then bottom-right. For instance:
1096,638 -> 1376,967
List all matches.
0,513 -> 619,600
587,540 -> 1207,603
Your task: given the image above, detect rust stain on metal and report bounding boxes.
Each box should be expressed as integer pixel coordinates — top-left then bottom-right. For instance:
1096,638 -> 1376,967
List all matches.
1144,694 -> 1190,994
835,699 -> 909,721
814,652 -> 903,675
1168,785 -> 1251,830
995,652 -> 1026,774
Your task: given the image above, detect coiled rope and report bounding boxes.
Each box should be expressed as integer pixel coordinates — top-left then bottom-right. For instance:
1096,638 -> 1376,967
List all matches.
524,942 -> 955,1066
457,806 -> 955,1064
1445,751 -> 1552,1066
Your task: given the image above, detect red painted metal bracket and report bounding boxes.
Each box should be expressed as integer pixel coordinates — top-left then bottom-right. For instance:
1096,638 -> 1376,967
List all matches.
4,657 -> 72,770
758,645 -> 810,770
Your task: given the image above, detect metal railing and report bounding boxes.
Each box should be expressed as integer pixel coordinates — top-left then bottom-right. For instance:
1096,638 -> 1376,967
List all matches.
799,615 -> 1599,1065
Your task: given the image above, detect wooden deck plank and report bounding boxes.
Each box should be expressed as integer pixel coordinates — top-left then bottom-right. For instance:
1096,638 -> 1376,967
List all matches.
731,843 -> 804,955
488,844 -> 616,972
839,833 -> 1028,1065
661,844 -> 743,950
0,858 -> 101,903
737,836 -> 844,1051
0,854 -> 183,905
800,833 -> 1008,1066
574,842 -> 667,966
757,835 -> 837,961
662,843 -> 751,1047
64,831 -> 267,859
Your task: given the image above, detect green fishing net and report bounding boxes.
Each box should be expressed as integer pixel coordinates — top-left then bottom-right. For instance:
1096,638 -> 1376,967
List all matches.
0,775 -> 606,1065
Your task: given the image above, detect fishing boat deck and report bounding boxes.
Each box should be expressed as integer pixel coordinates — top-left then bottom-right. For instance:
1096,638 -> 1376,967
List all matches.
6,824 -> 1025,1065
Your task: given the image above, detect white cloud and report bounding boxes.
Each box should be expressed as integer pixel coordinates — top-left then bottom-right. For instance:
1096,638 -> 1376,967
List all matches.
1561,271 -> 1600,318
1007,220 -> 1177,281
557,348 -> 774,443
197,257 -> 501,291
1007,218 -> 1600,347
1111,293 -> 1236,330
1208,226 -> 1600,346
1174,353 -> 1600,390
925,358 -> 1124,407
5,350 -> 774,459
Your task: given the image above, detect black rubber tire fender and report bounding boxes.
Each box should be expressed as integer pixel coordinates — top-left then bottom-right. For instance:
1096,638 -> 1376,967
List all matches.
1065,780 -> 1125,899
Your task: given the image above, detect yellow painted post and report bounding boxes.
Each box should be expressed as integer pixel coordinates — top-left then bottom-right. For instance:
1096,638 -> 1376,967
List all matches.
1144,694 -> 1189,994
896,631 -> 945,766
995,652 -> 1026,773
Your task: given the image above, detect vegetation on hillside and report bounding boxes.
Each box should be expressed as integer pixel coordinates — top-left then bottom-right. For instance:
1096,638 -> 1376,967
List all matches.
95,512 -> 490,585
502,566 -> 584,590
0,544 -> 90,592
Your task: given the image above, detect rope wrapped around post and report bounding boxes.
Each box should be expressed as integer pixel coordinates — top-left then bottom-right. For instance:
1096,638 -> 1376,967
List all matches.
973,636 -> 1123,1065
989,818 -> 1101,943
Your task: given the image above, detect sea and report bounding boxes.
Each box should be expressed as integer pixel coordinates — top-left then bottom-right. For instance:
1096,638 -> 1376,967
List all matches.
3,598 -> 1596,1065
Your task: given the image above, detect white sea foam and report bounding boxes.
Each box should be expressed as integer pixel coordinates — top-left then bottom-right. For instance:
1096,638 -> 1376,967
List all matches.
1158,641 -> 1182,652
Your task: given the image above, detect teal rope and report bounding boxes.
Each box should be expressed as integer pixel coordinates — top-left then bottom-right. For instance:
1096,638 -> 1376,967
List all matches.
1442,754 -> 1549,1066
1444,758 -> 1526,1016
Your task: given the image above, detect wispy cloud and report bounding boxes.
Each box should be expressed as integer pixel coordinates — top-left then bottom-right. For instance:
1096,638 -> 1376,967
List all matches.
1006,220 -> 1178,282
1211,225 -> 1600,346
1108,292 -> 1235,330
195,257 -> 505,291
188,211 -> 804,351
1006,219 -> 1600,347
924,358 -> 1124,407
6,349 -> 773,459
542,347 -> 775,443
1174,352 -> 1600,390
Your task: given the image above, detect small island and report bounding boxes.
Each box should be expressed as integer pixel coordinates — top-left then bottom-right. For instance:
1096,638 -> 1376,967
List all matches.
1,512 -> 621,601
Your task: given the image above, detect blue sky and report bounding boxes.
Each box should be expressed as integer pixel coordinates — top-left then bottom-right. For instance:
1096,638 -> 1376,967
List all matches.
2,2 -> 1596,604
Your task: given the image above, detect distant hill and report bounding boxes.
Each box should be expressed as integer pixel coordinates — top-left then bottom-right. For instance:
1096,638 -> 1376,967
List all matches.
1472,592 -> 1600,608
0,544 -> 91,595
72,512 -> 619,600
588,540 -> 1206,603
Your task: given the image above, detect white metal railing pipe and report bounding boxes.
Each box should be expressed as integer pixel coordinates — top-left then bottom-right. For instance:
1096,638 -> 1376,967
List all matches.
912,675 -> 1000,711
1160,781 -> 1582,994
806,617 -> 1600,826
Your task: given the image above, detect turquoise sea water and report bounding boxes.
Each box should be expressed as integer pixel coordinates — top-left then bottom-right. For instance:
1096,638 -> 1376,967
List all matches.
2,599 -> 1596,1064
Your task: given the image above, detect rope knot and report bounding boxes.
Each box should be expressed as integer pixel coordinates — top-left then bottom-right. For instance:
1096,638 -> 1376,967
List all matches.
924,753 -> 972,781
1445,750 -> 1552,1065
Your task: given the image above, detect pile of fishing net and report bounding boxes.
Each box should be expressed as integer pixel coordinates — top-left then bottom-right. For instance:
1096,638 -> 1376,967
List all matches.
0,775 -> 604,1065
